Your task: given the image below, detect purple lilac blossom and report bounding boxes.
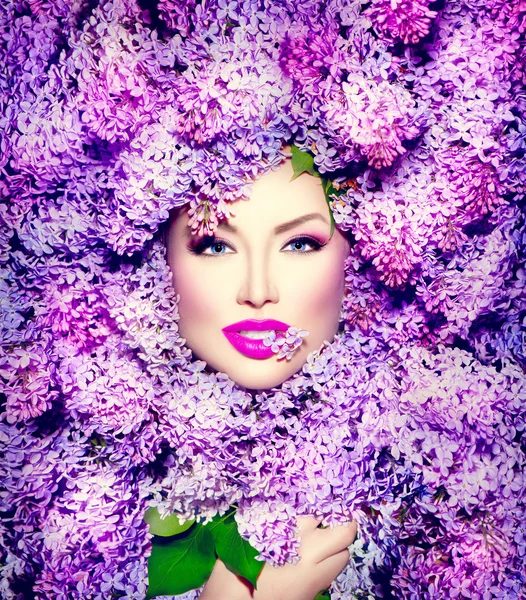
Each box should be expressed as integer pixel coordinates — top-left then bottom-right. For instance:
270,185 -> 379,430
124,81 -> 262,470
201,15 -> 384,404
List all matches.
0,0 -> 525,598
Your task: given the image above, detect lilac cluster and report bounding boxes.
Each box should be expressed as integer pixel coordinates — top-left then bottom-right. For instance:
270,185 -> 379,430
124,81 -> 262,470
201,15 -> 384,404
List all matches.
364,0 -> 437,45
263,327 -> 309,361
1,0 -> 525,599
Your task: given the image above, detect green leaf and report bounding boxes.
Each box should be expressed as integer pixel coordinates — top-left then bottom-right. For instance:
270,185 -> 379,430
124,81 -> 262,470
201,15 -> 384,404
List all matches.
322,178 -> 336,237
144,507 -> 195,538
290,145 -> 320,181
207,513 -> 264,588
314,591 -> 331,600
146,525 -> 216,598
290,146 -> 337,237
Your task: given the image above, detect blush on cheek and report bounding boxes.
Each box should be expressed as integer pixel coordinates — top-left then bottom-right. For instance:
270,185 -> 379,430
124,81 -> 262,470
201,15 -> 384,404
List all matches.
177,267 -> 228,335
179,287 -> 209,323
322,262 -> 346,298
172,273 -> 201,318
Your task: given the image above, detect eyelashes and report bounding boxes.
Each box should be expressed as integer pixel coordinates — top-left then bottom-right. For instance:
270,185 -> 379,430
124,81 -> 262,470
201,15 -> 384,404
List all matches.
282,236 -> 325,253
188,236 -> 232,256
188,235 -> 326,257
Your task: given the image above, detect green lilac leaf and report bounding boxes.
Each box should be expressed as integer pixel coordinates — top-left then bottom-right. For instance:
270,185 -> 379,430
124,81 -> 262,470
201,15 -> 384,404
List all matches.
322,179 -> 336,237
290,145 -> 320,181
144,507 -> 195,537
146,525 -> 216,598
207,512 -> 264,588
290,146 -> 335,236
314,591 -> 331,600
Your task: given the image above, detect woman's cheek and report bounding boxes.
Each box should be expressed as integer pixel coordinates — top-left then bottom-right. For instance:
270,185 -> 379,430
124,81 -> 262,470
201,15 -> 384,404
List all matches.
313,257 -> 346,308
173,266 -> 207,322
174,259 -> 218,312
181,281 -> 213,324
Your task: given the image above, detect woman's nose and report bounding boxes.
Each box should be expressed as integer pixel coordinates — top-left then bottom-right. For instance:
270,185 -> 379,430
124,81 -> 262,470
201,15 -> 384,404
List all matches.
236,257 -> 279,308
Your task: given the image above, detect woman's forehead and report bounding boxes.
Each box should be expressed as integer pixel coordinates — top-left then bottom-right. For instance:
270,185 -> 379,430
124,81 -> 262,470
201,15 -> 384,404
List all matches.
171,160 -> 331,237
233,163 -> 328,225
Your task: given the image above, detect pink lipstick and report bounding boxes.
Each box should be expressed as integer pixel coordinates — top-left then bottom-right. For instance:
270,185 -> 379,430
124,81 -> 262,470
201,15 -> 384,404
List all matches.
222,319 -> 290,359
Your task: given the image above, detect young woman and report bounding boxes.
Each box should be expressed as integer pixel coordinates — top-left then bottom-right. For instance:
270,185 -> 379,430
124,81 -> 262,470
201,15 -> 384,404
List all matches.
166,158 -> 357,599
166,159 -> 350,391
2,1 -> 524,598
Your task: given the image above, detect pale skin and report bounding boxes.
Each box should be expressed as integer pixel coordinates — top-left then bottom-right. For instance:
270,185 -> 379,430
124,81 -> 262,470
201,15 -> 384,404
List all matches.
200,517 -> 357,600
166,159 -> 351,389
166,159 -> 356,598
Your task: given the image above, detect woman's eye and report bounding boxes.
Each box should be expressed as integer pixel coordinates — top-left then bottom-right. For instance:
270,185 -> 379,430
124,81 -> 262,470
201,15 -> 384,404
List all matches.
190,236 -> 323,256
282,237 -> 323,253
204,241 -> 231,255
190,238 -> 235,256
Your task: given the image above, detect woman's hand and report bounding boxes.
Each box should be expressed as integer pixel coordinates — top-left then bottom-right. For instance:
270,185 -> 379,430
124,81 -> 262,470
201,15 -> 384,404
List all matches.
199,517 -> 357,600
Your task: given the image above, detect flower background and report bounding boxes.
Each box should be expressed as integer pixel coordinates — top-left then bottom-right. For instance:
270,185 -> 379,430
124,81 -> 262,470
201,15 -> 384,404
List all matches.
1,0 -> 525,598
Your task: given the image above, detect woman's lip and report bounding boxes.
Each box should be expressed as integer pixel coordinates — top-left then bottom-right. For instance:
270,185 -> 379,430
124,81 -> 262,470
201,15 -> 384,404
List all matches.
222,320 -> 291,360
222,319 -> 290,333
222,331 -> 276,360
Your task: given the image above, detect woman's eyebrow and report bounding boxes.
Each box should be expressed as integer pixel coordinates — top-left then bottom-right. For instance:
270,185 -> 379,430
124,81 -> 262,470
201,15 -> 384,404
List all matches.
215,212 -> 329,235
274,213 -> 329,234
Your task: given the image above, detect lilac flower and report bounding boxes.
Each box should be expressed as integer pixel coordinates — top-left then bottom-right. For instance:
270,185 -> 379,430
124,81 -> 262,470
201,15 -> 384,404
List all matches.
1,0 -> 525,598
319,76 -> 425,169
278,26 -> 346,93
156,0 -> 198,36
262,330 -> 286,353
366,0 -> 437,45
264,327 -> 309,361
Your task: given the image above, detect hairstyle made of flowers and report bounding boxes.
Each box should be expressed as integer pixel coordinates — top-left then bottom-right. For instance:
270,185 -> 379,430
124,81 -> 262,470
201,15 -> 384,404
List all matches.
1,0 -> 525,598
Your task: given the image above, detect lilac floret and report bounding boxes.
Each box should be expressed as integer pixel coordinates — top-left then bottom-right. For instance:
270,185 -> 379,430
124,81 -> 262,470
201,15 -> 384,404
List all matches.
263,327 -> 309,360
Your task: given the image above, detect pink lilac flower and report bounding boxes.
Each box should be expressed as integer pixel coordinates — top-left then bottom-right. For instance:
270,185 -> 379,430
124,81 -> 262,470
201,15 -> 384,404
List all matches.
278,26 -> 346,93
365,0 -> 437,45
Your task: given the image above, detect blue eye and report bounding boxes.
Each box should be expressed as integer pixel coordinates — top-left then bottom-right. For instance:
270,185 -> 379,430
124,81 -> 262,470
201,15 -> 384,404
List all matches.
283,237 -> 323,253
190,237 -> 235,257
205,241 -> 229,255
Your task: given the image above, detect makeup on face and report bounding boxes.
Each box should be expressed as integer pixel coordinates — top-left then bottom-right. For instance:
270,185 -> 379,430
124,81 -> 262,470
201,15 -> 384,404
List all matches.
165,158 -> 350,390
186,216 -> 329,259
222,319 -> 291,359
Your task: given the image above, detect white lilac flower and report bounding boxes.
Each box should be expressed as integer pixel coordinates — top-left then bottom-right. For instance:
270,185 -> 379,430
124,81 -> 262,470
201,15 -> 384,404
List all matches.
264,327 -> 309,361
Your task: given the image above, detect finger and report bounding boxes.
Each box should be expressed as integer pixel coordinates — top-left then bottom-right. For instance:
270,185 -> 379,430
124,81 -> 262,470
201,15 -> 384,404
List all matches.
315,549 -> 351,589
308,521 -> 357,563
296,516 -> 322,533
200,559 -> 253,600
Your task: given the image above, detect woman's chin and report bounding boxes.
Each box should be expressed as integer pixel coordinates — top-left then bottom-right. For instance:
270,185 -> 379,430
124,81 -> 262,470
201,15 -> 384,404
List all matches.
208,357 -> 304,391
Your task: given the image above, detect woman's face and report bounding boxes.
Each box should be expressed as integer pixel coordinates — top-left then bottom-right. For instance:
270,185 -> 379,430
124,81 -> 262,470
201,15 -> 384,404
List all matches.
166,160 -> 350,389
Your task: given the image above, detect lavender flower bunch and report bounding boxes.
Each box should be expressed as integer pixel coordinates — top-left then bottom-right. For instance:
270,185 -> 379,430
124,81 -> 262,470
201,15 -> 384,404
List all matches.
1,0 -> 525,599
